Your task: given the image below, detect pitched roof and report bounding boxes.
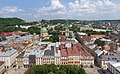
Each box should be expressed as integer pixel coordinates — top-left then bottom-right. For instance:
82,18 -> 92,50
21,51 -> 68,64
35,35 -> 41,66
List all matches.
0,32 -> 13,36
44,50 -> 54,56
61,49 -> 68,57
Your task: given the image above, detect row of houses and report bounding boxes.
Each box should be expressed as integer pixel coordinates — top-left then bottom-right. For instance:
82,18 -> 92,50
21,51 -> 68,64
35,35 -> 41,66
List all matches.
16,41 -> 94,68
76,32 -> 120,73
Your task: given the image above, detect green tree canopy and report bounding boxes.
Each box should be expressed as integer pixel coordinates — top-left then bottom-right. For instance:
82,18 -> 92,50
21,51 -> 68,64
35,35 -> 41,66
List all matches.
94,39 -> 105,46
25,64 -> 86,74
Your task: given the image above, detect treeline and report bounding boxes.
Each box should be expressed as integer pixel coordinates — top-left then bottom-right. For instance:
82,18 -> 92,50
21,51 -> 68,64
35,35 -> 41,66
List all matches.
25,64 -> 86,74
0,26 -> 40,34
80,30 -> 111,36
41,19 -> 79,25
0,18 -> 38,34
0,18 -> 24,26
0,18 -> 38,26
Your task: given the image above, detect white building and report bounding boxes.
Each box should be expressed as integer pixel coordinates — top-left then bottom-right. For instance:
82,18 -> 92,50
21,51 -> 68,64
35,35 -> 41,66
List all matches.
0,47 -> 18,68
22,42 -> 61,68
108,61 -> 120,74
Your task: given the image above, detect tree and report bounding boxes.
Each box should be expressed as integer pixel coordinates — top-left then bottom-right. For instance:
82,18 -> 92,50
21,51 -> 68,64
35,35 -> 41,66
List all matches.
55,69 -> 67,74
78,68 -> 86,74
48,72 -> 55,74
25,64 -> 87,74
94,39 -> 105,46
2,37 -> 7,41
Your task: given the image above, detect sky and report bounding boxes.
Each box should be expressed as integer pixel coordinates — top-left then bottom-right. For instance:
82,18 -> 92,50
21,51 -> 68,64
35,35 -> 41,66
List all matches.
0,0 -> 120,21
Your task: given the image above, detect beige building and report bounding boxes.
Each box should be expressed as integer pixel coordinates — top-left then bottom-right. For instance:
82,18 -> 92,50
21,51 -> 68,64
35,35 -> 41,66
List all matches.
42,50 -> 55,64
16,53 -> 24,68
17,41 -> 94,68
80,56 -> 94,67
61,42 -> 94,67
0,62 -> 5,74
0,48 -> 18,69
97,52 -> 120,69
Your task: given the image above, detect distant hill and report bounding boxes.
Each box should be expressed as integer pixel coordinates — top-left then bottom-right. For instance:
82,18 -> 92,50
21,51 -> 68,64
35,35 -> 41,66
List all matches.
0,18 -> 25,26
99,20 -> 120,22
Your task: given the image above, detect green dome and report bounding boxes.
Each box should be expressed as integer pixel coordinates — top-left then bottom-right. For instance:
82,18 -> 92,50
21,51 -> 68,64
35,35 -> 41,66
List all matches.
40,28 -> 48,33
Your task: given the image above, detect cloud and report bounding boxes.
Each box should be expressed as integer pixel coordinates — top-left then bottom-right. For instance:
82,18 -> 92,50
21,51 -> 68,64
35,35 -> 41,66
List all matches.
33,0 -> 120,20
2,0 -> 119,20
35,0 -> 66,18
68,0 -> 96,14
96,0 -> 117,12
0,6 -> 23,14
66,0 -> 120,19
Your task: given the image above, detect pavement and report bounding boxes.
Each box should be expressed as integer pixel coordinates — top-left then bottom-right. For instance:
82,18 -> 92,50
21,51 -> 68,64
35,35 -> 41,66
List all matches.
84,68 -> 99,74
4,67 -> 27,74
84,66 -> 111,74
97,69 -> 111,74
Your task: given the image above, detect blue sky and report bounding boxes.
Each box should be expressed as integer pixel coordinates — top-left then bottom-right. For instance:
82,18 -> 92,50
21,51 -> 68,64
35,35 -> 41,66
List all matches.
0,0 -> 120,21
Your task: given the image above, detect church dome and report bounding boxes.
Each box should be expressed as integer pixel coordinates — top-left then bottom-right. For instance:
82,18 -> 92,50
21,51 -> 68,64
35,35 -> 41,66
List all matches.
40,28 -> 48,33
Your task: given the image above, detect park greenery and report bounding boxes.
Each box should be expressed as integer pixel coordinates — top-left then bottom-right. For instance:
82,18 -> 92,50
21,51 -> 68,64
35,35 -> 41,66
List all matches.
80,30 -> 109,36
0,18 -> 37,34
94,39 -> 105,46
25,64 -> 86,74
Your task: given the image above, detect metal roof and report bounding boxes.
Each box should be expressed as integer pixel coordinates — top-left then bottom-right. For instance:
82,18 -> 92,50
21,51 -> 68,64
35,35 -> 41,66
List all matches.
44,50 -> 54,56
95,49 -> 103,56
0,47 -> 17,57
0,41 -> 8,45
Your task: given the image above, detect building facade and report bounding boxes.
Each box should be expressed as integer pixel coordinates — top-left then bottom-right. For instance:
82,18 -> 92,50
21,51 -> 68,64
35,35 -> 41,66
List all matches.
0,47 -> 18,69
108,61 -> 120,74
0,62 -> 5,74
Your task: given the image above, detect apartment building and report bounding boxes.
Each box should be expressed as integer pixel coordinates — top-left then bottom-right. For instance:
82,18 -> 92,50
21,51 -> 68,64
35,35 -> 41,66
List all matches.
108,61 -> 120,74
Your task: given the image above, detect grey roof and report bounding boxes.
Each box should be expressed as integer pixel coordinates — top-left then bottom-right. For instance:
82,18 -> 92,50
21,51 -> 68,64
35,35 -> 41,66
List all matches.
0,47 -> 17,57
95,49 -> 104,56
23,49 -> 44,58
16,53 -> 24,58
109,61 -> 120,72
0,41 -> 8,45
44,50 -> 54,56
100,52 -> 120,61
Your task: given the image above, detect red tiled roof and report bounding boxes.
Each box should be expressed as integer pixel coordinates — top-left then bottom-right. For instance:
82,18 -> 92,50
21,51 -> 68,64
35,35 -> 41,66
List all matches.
60,42 -> 92,57
75,43 -> 91,56
61,49 -> 68,57
0,32 -> 13,37
82,36 -> 91,42
91,34 -> 106,37
67,47 -> 79,56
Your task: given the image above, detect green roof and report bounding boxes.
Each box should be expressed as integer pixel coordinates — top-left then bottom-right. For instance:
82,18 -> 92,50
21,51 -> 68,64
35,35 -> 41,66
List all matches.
67,34 -> 75,38
40,28 -> 48,33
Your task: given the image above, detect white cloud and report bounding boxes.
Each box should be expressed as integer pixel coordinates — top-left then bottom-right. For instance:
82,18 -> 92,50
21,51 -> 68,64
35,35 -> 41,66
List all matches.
95,0 -> 117,12
50,0 -> 65,9
36,0 -> 65,18
0,6 -> 23,14
34,0 -> 120,20
68,0 -> 96,15
67,0 -> 120,18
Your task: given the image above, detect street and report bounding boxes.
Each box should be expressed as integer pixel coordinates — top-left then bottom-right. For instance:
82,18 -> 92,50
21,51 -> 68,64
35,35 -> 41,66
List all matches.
4,67 -> 27,74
